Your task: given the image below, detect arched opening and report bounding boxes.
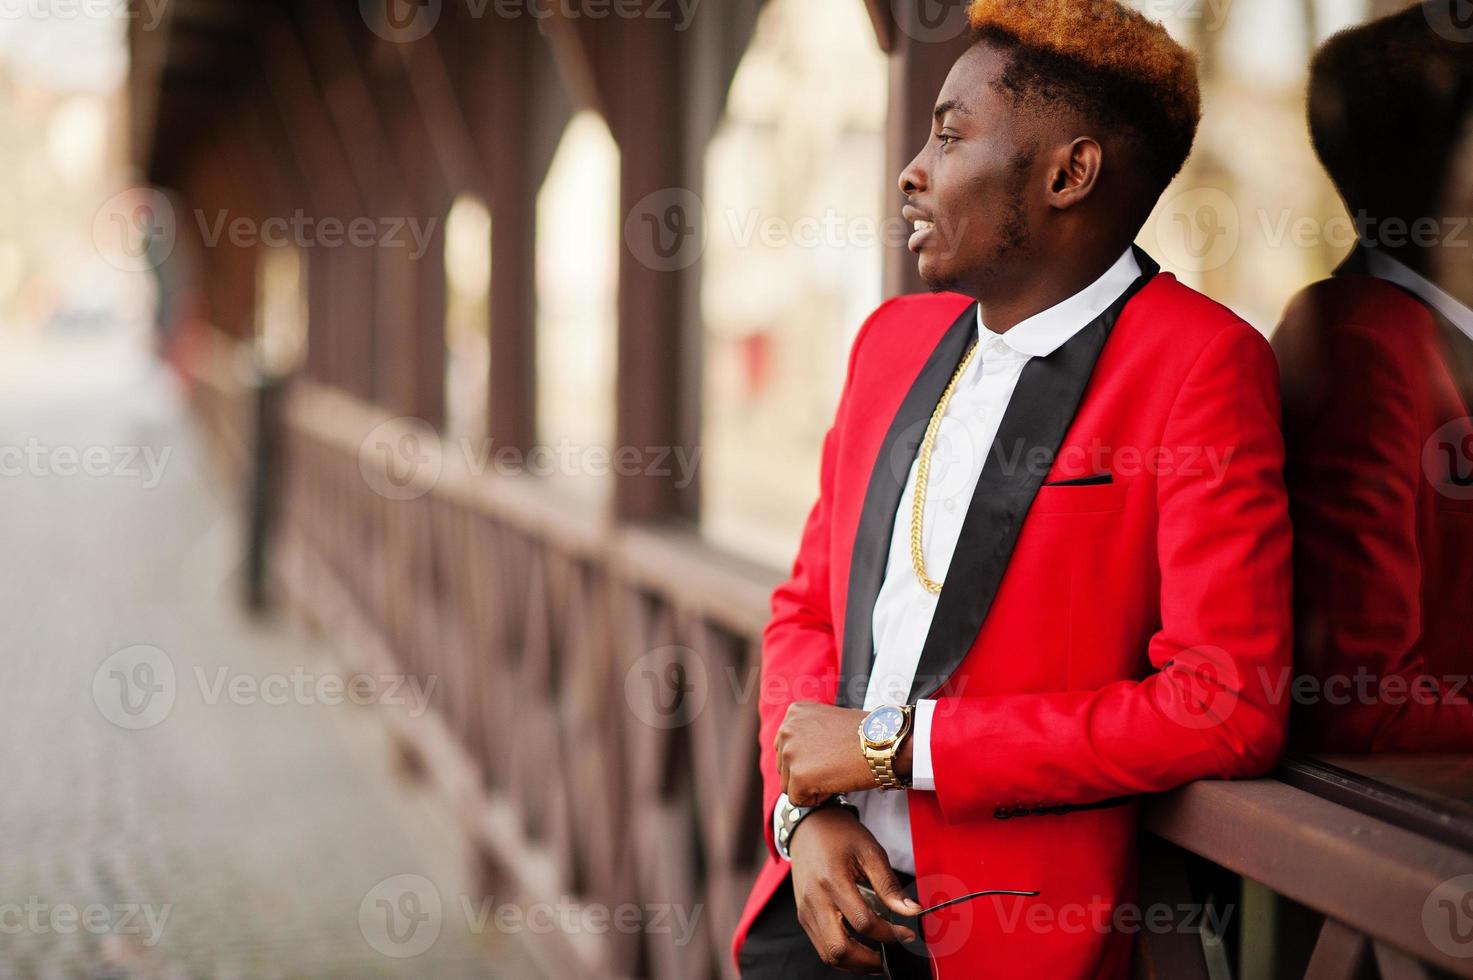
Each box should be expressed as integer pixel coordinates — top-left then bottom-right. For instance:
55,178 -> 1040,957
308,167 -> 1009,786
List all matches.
698,0 -> 889,564
443,193 -> 492,440
254,243 -> 307,376
534,109 -> 620,496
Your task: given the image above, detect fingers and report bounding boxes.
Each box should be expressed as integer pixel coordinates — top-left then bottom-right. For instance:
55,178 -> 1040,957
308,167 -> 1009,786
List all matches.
856,846 -> 924,921
831,877 -> 916,949
775,701 -> 811,799
776,700 -> 845,805
789,783 -> 823,807
800,905 -> 884,975
791,813 -> 910,974
775,722 -> 793,798
777,739 -> 817,805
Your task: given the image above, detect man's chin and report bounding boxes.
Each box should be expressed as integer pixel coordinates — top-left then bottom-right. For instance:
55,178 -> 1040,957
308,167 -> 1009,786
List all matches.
918,256 -> 960,294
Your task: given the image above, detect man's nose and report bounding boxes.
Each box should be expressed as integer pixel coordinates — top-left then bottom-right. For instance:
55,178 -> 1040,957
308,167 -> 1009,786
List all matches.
899,154 -> 927,196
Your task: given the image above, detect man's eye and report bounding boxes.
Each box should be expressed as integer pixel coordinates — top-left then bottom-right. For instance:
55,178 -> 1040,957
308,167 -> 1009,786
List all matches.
937,133 -> 959,146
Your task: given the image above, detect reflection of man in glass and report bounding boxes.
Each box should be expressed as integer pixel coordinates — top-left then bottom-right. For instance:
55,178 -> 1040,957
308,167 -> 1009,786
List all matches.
1274,1 -> 1473,754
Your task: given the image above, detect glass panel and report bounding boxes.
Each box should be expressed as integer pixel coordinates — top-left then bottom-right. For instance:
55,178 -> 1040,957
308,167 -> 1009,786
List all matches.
1261,2 -> 1473,800
534,110 -> 620,497
698,0 -> 888,566
1140,0 -> 1370,330
443,193 -> 491,441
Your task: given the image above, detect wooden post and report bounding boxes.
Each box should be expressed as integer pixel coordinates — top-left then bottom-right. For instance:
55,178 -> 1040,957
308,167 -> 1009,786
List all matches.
260,11 -> 378,400
612,5 -> 688,523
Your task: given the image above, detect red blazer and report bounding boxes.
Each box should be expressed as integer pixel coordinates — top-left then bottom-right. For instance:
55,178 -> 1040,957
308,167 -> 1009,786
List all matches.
1274,263 -> 1473,754
734,251 -> 1293,978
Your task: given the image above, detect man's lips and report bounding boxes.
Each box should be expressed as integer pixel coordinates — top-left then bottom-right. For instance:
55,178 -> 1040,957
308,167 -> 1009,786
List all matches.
902,205 -> 938,253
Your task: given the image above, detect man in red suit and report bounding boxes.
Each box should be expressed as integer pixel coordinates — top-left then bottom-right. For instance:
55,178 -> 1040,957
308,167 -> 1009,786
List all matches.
733,1 -> 1293,977
1274,3 -> 1473,755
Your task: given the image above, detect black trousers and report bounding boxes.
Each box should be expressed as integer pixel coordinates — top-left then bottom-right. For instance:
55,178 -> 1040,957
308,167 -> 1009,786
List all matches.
737,875 -> 932,980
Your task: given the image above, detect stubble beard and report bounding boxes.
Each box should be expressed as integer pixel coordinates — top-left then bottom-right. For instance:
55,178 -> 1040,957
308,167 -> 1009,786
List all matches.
920,184 -> 1031,297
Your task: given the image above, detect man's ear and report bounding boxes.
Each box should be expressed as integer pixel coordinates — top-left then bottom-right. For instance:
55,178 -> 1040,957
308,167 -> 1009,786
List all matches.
1045,137 -> 1103,210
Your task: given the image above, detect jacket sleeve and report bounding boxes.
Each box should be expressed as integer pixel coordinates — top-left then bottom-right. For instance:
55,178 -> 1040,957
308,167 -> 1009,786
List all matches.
756,301 -> 888,860
927,323 -> 1294,822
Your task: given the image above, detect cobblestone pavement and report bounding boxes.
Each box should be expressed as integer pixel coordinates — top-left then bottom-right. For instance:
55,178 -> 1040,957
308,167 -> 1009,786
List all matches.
0,330 -> 540,979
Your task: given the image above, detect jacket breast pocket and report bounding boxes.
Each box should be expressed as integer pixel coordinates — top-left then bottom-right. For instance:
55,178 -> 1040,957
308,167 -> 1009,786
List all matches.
1030,478 -> 1128,515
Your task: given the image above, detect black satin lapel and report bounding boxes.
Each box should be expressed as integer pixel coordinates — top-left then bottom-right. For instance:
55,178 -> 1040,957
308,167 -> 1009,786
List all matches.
836,302 -> 979,708
907,248 -> 1161,702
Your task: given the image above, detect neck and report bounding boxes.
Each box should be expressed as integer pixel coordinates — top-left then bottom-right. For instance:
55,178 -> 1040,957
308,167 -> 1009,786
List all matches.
974,240 -> 1129,333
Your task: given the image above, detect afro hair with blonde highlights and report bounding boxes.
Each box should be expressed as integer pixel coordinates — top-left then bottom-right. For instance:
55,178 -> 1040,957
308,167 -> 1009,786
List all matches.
967,0 -> 1202,202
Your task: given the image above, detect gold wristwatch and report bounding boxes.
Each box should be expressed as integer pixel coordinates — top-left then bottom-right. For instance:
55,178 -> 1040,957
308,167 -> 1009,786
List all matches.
859,704 -> 914,791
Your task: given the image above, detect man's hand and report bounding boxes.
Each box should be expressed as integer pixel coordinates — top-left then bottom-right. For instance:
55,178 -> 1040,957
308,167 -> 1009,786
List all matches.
776,701 -> 915,805
789,807 -> 923,974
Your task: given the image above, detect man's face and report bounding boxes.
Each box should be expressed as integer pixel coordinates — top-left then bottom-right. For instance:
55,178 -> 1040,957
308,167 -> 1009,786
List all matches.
899,42 -> 1041,296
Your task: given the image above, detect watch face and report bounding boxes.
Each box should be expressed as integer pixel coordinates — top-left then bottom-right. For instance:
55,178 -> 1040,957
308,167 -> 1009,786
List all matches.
863,706 -> 905,743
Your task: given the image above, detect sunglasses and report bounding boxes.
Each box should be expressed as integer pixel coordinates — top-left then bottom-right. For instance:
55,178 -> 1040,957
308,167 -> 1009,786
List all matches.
856,883 -> 1041,979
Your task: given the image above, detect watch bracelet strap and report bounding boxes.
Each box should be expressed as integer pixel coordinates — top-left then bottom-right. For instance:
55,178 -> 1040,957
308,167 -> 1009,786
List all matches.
869,751 -> 906,790
778,794 -> 859,857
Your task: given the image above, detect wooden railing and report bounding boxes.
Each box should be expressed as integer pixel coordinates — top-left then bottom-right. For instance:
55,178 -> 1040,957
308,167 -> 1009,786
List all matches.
186,364 -> 1473,980
276,381 -> 777,978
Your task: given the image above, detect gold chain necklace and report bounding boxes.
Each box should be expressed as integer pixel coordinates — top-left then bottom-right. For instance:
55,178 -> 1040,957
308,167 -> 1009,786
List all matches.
910,339 -> 981,594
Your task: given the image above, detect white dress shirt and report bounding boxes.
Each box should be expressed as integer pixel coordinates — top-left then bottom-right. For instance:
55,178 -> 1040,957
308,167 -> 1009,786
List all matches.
774,248 -> 1142,872
1362,247 -> 1473,343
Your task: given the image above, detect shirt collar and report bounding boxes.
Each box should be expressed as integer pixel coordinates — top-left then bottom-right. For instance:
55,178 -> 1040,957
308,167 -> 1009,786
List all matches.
976,247 -> 1143,358
1362,247 -> 1473,344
